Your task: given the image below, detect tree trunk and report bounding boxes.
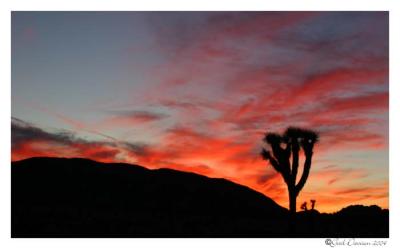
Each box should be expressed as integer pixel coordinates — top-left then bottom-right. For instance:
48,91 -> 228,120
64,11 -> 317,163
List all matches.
289,188 -> 297,214
288,188 -> 297,234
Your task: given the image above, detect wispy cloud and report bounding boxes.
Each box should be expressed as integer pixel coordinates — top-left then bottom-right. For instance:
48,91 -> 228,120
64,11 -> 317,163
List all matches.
11,117 -> 148,163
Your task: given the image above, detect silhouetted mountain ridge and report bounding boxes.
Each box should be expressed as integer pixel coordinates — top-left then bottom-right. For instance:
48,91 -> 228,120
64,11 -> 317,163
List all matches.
12,157 -> 287,237
12,157 -> 388,238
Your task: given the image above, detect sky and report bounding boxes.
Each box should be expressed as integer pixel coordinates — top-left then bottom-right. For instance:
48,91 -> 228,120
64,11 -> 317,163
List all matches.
11,11 -> 388,213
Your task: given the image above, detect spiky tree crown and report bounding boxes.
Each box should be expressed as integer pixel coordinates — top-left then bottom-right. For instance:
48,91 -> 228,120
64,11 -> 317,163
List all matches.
261,127 -> 319,197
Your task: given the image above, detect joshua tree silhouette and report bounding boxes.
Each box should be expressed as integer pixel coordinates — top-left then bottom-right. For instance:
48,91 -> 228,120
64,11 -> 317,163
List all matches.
261,127 -> 319,215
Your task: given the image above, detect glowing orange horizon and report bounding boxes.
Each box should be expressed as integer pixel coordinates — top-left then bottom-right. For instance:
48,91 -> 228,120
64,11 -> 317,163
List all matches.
11,122 -> 389,213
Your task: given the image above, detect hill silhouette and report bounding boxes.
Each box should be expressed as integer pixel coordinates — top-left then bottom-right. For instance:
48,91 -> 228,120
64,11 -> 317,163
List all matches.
12,157 -> 388,238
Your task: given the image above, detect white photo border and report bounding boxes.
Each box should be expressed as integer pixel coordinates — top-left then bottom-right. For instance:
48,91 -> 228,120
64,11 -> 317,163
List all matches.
1,1 -> 398,248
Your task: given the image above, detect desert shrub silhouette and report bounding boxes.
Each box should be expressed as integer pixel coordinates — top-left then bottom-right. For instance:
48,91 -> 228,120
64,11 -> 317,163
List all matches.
261,127 -> 318,216
301,201 -> 308,211
310,199 -> 316,210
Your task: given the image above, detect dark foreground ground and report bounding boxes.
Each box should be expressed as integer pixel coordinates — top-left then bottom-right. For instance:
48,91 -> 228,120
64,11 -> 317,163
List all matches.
12,157 -> 389,238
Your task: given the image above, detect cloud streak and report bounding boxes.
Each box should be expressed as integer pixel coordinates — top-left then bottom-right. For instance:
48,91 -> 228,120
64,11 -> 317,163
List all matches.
11,117 -> 148,163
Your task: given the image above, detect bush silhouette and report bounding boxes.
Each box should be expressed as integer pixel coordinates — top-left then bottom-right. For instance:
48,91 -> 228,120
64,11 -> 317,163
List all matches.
261,127 -> 318,215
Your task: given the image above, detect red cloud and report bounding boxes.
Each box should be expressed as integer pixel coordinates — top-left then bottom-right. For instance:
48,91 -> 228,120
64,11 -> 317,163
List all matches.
284,68 -> 387,107
93,110 -> 169,130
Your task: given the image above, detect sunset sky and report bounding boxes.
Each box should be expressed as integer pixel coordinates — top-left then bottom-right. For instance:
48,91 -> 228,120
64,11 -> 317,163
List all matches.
11,11 -> 388,213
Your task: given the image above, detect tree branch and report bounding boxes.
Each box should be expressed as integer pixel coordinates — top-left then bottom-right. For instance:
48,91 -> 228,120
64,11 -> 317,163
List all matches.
295,151 -> 312,195
291,139 -> 300,186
